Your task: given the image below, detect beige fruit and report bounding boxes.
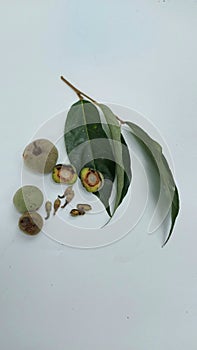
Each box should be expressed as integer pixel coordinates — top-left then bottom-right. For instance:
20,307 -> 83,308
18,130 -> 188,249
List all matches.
23,139 -> 58,174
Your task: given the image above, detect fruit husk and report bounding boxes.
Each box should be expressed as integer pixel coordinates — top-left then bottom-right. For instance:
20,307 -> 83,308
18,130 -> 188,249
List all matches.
13,185 -> 44,213
23,139 -> 58,174
80,168 -> 103,192
52,164 -> 77,184
18,212 -> 43,235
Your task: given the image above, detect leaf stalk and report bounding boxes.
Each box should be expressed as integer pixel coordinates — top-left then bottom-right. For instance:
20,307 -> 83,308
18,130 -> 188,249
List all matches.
60,76 -> 125,124
60,76 -> 97,103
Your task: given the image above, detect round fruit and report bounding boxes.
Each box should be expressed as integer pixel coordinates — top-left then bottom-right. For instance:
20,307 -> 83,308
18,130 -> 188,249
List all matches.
80,168 -> 104,192
13,185 -> 44,213
18,212 -> 43,235
23,139 -> 58,174
52,164 -> 77,184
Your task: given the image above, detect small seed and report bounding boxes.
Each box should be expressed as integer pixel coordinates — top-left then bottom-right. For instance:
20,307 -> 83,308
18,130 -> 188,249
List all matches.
70,209 -> 80,217
45,201 -> 52,220
53,198 -> 61,215
70,208 -> 85,217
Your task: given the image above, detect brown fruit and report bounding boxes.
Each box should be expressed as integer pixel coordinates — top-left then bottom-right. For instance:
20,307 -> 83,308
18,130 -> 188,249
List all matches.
18,212 -> 43,235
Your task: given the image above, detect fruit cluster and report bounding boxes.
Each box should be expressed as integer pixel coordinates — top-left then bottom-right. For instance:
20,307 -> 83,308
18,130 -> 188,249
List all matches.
13,139 -> 98,235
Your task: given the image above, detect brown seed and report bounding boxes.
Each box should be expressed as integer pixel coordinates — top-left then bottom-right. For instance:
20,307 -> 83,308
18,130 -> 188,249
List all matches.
70,209 -> 79,217
70,208 -> 85,217
45,201 -> 52,220
53,198 -> 61,215
18,212 -> 43,235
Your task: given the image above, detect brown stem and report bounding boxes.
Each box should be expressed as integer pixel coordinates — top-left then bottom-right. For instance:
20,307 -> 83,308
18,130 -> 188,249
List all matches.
60,76 -> 125,125
61,200 -> 68,208
58,194 -> 65,199
115,114 -> 126,125
60,76 -> 83,100
60,76 -> 97,103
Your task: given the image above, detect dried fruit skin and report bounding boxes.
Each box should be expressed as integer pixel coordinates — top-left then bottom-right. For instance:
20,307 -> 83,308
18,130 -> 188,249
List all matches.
23,139 -> 58,174
52,164 -> 77,184
13,186 -> 44,213
18,212 -> 43,235
61,186 -> 75,208
80,168 -> 103,192
76,204 -> 92,211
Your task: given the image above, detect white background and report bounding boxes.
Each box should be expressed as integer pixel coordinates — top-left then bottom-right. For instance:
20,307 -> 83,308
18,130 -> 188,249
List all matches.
0,1 -> 197,349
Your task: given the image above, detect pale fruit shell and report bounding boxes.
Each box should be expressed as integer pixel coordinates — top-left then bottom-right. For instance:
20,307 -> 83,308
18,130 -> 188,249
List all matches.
23,139 -> 58,174
13,185 -> 44,213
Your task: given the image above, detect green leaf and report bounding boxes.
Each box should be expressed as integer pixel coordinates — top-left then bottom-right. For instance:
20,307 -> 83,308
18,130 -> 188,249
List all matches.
64,100 -> 116,216
120,134 -> 132,205
162,185 -> 179,247
126,121 -> 180,246
99,104 -> 131,215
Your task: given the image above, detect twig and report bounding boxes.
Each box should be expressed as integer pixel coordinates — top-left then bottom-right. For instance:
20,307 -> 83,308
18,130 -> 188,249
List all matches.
60,76 -> 97,104
60,76 -> 125,125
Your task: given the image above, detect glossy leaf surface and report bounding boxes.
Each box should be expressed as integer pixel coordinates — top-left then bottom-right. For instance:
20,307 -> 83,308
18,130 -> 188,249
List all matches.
126,121 -> 179,246
64,100 -> 116,215
99,104 -> 131,215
